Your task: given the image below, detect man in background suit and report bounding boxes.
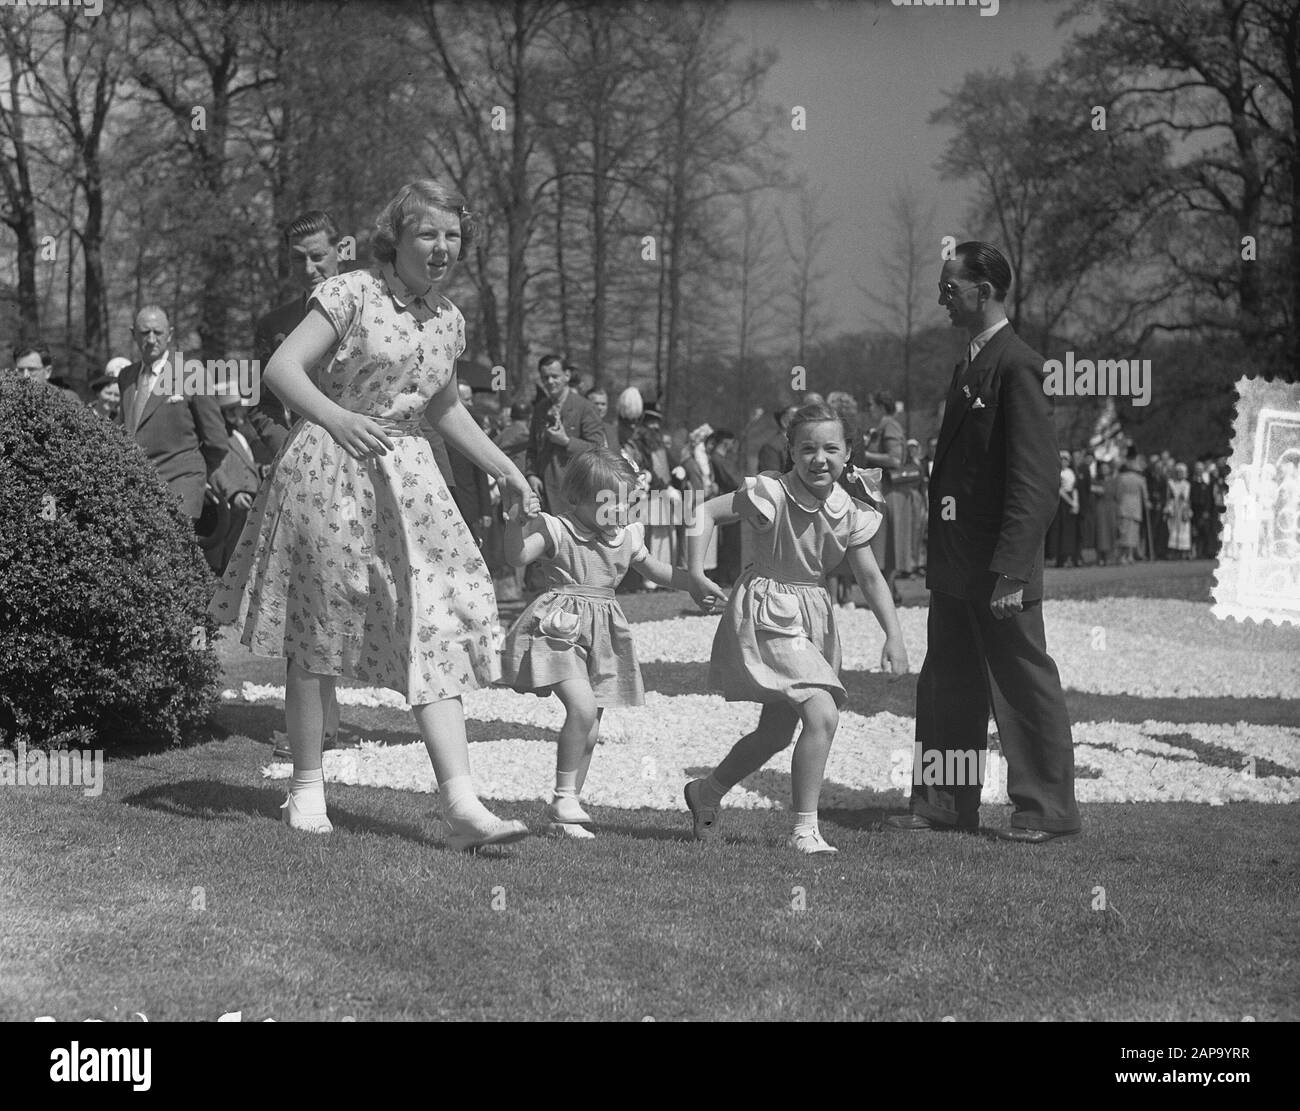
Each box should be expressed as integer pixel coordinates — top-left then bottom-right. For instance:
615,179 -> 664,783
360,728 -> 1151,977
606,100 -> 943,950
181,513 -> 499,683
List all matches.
886,241 -> 1080,843
249,210 -> 343,453
525,353 -> 606,515
446,383 -> 493,545
117,305 -> 228,524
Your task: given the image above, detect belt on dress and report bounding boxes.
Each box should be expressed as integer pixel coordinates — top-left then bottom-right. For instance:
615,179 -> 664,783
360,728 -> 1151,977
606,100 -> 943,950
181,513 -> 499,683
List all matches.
547,585 -> 615,600
298,415 -> 428,439
746,567 -> 823,587
370,416 -> 427,438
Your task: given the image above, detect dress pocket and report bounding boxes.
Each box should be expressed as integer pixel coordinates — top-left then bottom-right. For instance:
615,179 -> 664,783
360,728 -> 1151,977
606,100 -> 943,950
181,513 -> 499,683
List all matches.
753,588 -> 805,637
536,604 -> 581,646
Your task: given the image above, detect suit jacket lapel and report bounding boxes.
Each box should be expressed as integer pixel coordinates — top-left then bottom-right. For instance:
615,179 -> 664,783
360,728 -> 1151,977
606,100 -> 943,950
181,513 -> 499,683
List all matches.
119,370 -> 139,433
135,352 -> 179,433
136,379 -> 168,432
932,327 -> 1016,472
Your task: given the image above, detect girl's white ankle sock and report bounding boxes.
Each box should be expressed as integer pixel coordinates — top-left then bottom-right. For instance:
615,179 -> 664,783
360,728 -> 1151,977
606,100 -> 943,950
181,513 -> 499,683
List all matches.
290,768 -> 326,814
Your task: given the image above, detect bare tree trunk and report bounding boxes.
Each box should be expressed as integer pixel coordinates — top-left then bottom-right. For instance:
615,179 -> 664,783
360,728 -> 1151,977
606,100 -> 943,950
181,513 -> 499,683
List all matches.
0,50 -> 42,342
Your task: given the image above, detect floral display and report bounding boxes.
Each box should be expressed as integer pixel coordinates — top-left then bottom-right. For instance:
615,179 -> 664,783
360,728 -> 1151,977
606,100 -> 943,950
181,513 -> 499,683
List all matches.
230,600 -> 1298,810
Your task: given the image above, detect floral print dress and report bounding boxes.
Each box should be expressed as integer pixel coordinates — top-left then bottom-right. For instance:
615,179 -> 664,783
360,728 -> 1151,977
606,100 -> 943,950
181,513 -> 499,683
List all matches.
210,265 -> 500,704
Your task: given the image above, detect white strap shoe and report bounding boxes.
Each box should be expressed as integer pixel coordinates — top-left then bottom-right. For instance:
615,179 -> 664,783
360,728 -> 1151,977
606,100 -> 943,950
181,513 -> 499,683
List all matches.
442,814 -> 530,852
789,828 -> 838,855
281,794 -> 333,834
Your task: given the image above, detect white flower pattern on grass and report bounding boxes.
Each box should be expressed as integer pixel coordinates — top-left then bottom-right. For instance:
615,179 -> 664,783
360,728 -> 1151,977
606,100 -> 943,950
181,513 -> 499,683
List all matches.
228,594 -> 1300,808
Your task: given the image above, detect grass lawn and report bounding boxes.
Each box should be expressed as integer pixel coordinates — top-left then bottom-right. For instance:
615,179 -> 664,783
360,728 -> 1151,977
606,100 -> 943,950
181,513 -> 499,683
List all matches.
2,558 -> 1296,1022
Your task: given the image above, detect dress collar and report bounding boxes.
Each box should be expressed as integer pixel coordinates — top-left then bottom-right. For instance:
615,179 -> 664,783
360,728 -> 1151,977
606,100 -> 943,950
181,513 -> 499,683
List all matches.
379,263 -> 442,313
557,513 -> 624,545
779,471 -> 852,519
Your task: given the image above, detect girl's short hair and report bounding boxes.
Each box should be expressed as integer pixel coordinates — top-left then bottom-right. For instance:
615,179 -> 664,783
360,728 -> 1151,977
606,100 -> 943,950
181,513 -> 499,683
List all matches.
560,447 -> 640,510
785,402 -> 845,446
371,180 -> 476,263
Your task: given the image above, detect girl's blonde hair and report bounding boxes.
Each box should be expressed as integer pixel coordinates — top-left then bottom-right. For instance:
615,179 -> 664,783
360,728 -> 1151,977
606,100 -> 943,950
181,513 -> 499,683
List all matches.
560,447 -> 640,510
372,180 -> 476,263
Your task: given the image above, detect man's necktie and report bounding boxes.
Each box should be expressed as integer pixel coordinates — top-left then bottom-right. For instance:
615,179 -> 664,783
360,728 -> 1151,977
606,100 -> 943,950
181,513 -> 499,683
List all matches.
133,373 -> 153,432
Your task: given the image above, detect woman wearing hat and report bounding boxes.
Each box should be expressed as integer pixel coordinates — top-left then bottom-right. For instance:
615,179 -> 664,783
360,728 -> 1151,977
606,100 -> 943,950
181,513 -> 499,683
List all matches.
87,357 -> 130,420
1164,462 -> 1194,560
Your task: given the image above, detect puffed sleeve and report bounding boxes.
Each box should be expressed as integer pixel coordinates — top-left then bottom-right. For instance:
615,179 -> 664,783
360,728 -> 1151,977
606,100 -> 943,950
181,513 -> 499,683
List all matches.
848,498 -> 883,548
732,473 -> 783,532
308,273 -> 360,344
626,521 -> 649,563
454,307 -> 466,360
537,512 -> 563,559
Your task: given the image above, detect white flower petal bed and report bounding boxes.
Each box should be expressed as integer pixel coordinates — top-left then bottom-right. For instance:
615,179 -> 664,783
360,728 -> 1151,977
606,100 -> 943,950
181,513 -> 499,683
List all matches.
635,599 -> 1300,699
226,599 -> 1299,808
231,689 -> 1300,808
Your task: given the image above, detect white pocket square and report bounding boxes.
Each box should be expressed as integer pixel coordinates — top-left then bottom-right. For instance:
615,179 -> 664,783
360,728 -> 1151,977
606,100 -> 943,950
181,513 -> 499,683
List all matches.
971,397 -> 986,410
167,395 -> 185,403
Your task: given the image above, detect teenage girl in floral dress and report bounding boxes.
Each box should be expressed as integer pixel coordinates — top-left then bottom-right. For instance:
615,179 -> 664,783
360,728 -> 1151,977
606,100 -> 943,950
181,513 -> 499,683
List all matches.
212,181 -> 537,850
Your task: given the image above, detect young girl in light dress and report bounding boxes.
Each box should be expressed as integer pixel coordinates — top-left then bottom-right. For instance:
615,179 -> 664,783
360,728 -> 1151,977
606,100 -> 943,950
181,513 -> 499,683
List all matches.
502,448 -> 720,837
681,402 -> 910,854
211,180 -> 538,851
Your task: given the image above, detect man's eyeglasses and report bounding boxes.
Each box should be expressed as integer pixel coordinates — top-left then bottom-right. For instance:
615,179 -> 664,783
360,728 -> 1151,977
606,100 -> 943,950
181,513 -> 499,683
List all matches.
938,280 -> 982,301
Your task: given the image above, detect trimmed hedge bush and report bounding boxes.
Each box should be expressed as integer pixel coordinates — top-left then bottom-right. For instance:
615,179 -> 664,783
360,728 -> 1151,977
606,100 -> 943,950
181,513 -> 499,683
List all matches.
0,378 -> 220,748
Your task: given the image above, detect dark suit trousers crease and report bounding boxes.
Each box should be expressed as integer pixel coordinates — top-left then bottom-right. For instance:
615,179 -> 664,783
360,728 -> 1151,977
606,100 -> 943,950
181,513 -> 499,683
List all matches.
912,590 -> 1080,833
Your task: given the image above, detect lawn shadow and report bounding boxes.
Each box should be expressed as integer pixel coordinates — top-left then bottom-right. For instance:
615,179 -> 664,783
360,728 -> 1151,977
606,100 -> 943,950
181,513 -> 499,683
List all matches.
121,779 -> 436,843
683,764 -> 906,833
593,816 -> 697,843
214,702 -> 559,749
647,661 -> 1298,728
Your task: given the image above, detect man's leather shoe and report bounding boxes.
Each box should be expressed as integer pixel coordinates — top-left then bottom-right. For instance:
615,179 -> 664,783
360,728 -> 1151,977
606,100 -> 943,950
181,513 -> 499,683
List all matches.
994,827 -> 1079,844
883,813 -> 976,833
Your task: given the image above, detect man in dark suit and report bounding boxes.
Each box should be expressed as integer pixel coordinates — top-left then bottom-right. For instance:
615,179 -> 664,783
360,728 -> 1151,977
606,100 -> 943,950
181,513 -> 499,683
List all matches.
249,210 -> 343,453
446,383 -> 493,545
525,353 -> 606,515
886,241 -> 1080,843
117,305 -> 228,523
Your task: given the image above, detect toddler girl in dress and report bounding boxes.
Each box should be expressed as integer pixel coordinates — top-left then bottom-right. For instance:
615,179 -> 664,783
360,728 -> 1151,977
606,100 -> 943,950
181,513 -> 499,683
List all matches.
682,402 -> 909,854
502,448 -> 721,837
212,180 -> 538,851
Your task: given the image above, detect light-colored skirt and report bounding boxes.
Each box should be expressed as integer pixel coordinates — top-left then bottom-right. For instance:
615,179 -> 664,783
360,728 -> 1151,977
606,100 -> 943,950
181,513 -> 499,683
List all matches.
500,584 -> 645,708
708,571 -> 844,707
210,418 -> 500,704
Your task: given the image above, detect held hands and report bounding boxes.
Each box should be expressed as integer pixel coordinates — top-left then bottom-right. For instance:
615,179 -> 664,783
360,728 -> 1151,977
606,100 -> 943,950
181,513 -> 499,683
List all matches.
880,633 -> 910,677
325,408 -> 395,461
502,473 -> 541,520
989,576 -> 1025,620
689,572 -> 728,615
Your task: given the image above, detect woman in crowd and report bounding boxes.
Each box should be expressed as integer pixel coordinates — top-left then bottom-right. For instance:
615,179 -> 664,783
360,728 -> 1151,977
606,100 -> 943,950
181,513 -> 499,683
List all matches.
679,423 -> 719,578
904,438 -> 928,574
708,429 -> 743,585
633,403 -> 678,581
87,370 -> 121,421
855,391 -> 905,605
1050,451 -> 1081,568
1094,459 -> 1118,566
1164,462 -> 1194,560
